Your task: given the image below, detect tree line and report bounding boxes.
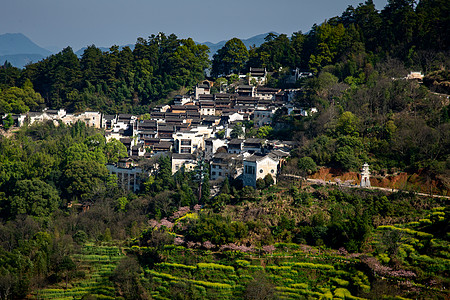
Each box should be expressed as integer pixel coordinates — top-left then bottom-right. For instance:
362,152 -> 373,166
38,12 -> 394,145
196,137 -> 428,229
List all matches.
212,0 -> 449,78
1,0 -> 449,116
1,34 -> 209,114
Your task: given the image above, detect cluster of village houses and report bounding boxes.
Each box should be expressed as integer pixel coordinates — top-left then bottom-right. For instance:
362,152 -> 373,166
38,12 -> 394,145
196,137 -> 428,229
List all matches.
9,68 -> 318,192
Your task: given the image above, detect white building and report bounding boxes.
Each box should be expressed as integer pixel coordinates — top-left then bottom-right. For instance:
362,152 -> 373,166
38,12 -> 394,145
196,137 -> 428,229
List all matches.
106,164 -> 143,192
195,82 -> 211,99
253,107 -> 276,127
171,153 -> 197,174
199,101 -> 216,116
205,138 -> 228,159
173,126 -> 213,154
242,153 -> 279,187
210,152 -> 242,181
27,111 -> 55,125
254,87 -> 280,100
61,111 -> 102,128
173,95 -> 192,106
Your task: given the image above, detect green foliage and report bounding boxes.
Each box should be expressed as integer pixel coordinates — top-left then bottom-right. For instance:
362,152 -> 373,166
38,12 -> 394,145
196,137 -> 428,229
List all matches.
230,123 -> 244,139
256,125 -> 273,139
212,38 -> 249,77
297,156 -> 318,175
9,178 -> 60,218
116,197 -> 129,212
336,111 -> 359,136
185,214 -> 248,245
0,84 -> 44,114
64,160 -> 109,200
104,139 -> 128,163
2,113 -> 14,129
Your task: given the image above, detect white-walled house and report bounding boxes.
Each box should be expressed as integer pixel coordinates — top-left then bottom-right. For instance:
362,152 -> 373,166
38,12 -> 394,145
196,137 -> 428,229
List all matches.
106,164 -> 143,192
205,138 -> 227,159
173,126 -> 213,154
242,153 -> 279,187
171,153 -> 197,174
210,152 -> 242,181
60,111 -> 102,128
253,107 -> 276,127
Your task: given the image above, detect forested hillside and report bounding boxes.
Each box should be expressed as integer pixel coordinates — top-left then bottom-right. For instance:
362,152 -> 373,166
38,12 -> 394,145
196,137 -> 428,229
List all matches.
1,0 -> 449,115
1,34 -> 209,114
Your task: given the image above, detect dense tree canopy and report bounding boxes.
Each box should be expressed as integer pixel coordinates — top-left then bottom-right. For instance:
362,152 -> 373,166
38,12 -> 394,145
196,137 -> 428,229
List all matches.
211,38 -> 249,77
15,34 -> 210,114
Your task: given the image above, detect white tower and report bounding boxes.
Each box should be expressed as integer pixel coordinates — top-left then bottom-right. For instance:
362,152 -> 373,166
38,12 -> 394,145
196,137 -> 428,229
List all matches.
360,163 -> 371,188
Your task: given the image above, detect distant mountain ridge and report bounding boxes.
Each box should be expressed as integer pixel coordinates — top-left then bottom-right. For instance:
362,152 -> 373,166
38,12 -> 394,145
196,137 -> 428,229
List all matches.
0,33 -> 52,68
199,32 -> 277,57
0,32 -> 277,67
0,33 -> 51,56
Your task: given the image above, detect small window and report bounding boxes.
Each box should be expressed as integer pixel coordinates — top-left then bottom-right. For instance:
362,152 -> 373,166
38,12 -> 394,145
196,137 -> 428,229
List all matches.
271,169 -> 274,174
259,169 -> 263,173
212,171 -> 216,175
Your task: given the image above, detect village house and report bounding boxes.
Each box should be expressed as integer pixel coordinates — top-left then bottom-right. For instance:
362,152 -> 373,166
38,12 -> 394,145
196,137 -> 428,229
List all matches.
243,138 -> 266,154
199,100 -> 216,116
135,119 -> 158,142
10,114 -> 27,127
248,67 -> 267,85
173,126 -> 213,154
152,141 -> 173,153
236,85 -> 255,97
205,138 -> 228,159
254,87 -> 281,100
220,112 -> 244,125
62,111 -> 102,128
157,124 -> 176,140
242,153 -> 279,187
153,104 -> 171,113
131,144 -> 146,157
201,116 -> 221,127
210,152 -> 242,181
173,95 -> 192,106
106,161 -> 143,192
27,111 -> 55,125
195,81 -> 211,99
45,108 -> 67,119
253,107 -> 277,127
227,139 -> 245,154
102,114 -> 117,129
171,153 -> 197,174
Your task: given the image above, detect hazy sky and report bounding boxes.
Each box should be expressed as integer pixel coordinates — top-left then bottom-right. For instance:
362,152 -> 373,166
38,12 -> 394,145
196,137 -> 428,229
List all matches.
2,0 -> 388,51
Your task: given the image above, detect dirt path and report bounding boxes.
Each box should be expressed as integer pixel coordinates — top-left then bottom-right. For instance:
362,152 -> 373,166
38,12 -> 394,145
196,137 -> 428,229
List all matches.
282,174 -> 450,200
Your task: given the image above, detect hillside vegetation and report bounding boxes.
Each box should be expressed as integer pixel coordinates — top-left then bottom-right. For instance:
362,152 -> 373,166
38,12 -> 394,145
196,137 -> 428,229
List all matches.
0,0 -> 449,299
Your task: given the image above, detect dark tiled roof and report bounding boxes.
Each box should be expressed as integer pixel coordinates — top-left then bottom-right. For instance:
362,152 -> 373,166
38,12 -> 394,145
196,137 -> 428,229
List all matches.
120,138 -> 132,144
172,153 -> 196,160
244,154 -> 267,162
228,139 -> 244,145
153,142 -> 173,149
244,138 -> 265,144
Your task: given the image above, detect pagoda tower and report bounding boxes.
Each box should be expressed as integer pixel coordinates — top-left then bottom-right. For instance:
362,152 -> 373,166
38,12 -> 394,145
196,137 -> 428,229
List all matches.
360,163 -> 371,188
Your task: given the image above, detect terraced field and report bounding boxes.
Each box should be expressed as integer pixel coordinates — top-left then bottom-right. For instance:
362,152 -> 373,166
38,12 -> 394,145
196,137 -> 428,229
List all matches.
142,206 -> 449,300
31,243 -> 123,299
28,206 -> 448,299
143,244 -> 369,300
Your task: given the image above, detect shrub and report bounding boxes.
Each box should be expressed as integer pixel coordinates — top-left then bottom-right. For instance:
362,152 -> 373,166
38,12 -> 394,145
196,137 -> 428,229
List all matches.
298,156 -> 318,175
197,263 -> 235,272
235,260 -> 251,268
